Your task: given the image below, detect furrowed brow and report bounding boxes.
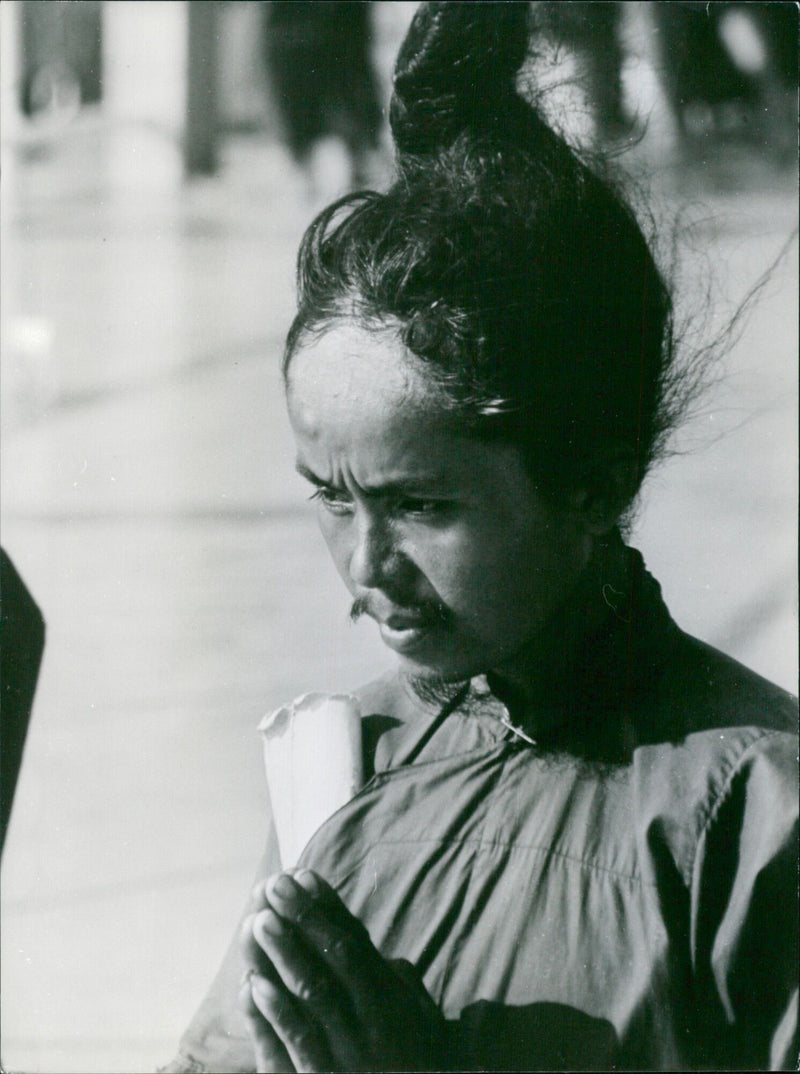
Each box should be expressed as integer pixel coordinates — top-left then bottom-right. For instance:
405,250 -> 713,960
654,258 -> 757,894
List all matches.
295,461 -> 327,487
295,460 -> 451,499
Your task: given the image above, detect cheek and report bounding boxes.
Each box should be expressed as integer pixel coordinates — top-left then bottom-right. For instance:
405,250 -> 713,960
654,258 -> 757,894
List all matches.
436,516 -> 583,619
316,513 -> 354,586
405,525 -> 498,605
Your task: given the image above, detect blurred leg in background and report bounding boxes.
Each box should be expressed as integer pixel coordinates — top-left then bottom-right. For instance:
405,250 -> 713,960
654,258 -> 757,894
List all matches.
263,0 -> 383,201
532,1 -> 634,142
19,0 -> 101,124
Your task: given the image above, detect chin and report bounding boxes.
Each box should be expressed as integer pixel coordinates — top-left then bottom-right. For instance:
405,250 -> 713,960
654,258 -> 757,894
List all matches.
393,645 -> 485,685
396,661 -> 472,708
377,618 -> 496,682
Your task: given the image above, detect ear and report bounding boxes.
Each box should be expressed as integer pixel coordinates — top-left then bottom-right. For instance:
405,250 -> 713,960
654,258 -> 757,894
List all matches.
566,456 -> 639,536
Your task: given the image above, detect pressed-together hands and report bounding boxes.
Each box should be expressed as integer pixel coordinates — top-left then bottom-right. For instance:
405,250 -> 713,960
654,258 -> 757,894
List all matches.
239,869 -> 447,1073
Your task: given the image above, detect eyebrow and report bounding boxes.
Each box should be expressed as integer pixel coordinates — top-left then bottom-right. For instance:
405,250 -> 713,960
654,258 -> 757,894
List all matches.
294,461 -> 451,499
295,461 -> 328,487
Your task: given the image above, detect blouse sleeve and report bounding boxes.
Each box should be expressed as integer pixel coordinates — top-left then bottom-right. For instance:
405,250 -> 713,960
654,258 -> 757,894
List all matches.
158,822 -> 281,1074
690,730 -> 798,1070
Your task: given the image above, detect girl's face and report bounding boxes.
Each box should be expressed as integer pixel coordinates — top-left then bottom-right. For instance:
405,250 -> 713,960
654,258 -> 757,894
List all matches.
286,320 -> 592,682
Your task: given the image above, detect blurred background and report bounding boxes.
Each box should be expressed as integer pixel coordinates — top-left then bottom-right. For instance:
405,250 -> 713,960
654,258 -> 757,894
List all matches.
1,3 -> 797,1071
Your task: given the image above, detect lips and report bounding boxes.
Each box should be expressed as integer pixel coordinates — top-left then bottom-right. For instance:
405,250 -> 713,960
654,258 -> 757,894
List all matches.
378,617 -> 435,654
351,596 -> 447,654
382,611 -> 432,630
369,603 -> 445,655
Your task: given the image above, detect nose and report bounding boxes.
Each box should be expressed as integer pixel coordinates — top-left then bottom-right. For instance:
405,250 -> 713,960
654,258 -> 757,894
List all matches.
348,510 -> 398,590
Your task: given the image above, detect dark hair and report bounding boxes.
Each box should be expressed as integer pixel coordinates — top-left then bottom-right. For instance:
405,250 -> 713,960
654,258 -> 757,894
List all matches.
283,2 -> 679,512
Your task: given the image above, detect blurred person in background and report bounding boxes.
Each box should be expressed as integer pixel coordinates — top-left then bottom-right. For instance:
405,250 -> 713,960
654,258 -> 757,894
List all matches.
0,550 -> 45,858
18,0 -> 102,122
531,1 -> 632,140
162,5 -> 797,1072
263,1 -> 384,202
652,1 -> 798,164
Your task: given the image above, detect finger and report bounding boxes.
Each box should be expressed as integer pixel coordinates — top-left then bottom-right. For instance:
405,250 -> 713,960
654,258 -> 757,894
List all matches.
267,872 -> 380,969
251,879 -> 270,909
249,971 -> 336,1074
252,868 -> 304,911
251,907 -> 361,1068
238,976 -> 295,1074
264,871 -> 360,934
238,910 -> 272,979
265,872 -> 391,1017
268,874 -> 446,1062
240,912 -> 286,984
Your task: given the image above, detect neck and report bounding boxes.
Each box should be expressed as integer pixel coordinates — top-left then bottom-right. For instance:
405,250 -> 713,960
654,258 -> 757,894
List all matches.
487,532 -> 631,730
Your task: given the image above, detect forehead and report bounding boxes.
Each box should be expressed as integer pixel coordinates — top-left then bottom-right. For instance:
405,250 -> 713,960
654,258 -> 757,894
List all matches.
286,320 -> 543,518
286,321 -> 446,436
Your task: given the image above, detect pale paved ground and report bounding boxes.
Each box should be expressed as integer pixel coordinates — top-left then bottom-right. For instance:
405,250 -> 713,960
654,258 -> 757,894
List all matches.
1,123 -> 797,1074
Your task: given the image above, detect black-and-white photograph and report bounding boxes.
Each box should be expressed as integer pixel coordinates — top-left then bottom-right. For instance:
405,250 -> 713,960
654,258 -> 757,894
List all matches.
1,2 -> 797,1071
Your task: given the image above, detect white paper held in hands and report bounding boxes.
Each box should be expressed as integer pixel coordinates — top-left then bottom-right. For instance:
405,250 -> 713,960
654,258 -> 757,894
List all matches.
258,692 -> 364,869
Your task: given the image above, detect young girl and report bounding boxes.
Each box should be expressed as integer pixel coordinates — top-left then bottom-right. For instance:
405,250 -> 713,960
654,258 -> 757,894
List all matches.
164,5 -> 797,1070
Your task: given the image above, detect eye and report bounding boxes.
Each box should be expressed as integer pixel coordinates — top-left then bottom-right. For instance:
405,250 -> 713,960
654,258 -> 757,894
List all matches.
396,496 -> 450,518
309,487 -> 354,516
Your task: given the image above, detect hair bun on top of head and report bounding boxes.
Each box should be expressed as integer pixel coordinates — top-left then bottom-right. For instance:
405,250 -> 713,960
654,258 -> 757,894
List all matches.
390,1 -> 531,156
